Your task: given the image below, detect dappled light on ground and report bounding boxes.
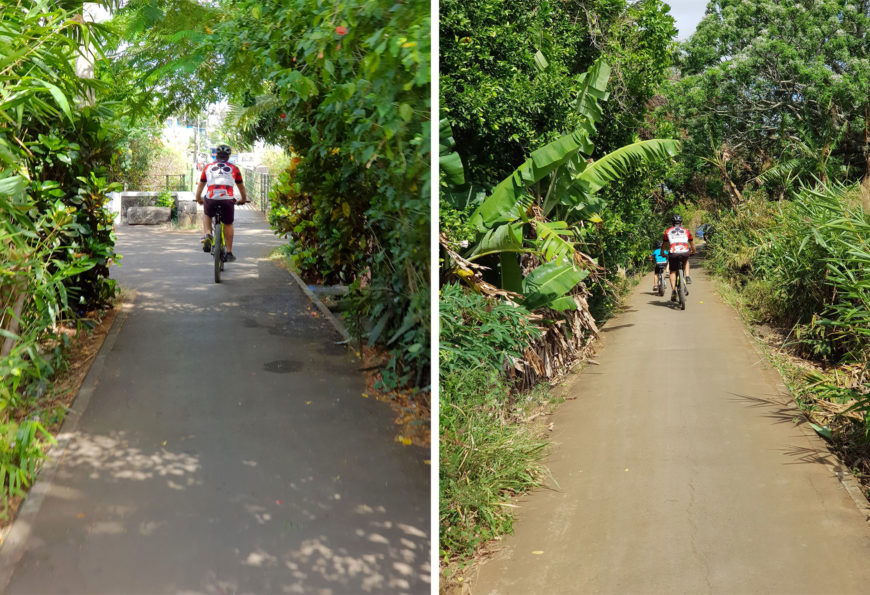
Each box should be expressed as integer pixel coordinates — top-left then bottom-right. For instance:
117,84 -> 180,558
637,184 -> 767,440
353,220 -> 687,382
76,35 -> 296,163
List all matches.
59,431 -> 201,486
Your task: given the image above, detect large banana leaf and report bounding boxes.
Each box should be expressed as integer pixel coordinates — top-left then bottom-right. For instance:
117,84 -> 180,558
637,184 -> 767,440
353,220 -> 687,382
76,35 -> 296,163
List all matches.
468,129 -> 592,231
575,139 -> 681,195
521,259 -> 589,311
467,222 -> 525,260
534,219 -> 576,262
573,60 -> 611,128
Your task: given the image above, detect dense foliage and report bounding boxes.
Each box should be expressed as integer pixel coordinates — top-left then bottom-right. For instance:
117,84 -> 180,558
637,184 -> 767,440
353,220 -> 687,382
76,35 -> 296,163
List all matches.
664,0 -> 870,205
707,186 -> 869,365
706,183 -> 870,438
1,0 -> 124,513
116,0 -> 431,389
441,0 -> 676,183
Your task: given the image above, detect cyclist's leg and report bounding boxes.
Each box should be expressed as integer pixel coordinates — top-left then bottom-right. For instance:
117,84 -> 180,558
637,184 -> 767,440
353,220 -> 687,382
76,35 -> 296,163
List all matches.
201,199 -> 215,250
225,224 -> 234,252
667,257 -> 678,291
681,255 -> 689,294
222,201 -> 236,254
685,256 -> 692,283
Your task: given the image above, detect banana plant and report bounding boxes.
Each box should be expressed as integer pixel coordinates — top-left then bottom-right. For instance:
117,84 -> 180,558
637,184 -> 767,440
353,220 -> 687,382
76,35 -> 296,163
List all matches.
465,59 -> 680,309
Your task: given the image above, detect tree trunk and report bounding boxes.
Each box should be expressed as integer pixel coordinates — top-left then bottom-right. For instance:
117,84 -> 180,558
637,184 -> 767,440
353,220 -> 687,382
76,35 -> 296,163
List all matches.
716,162 -> 742,209
862,105 -> 870,212
1,289 -> 27,358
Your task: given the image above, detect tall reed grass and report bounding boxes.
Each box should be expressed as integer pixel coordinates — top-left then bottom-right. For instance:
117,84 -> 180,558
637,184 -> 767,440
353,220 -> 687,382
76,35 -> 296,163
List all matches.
707,183 -> 869,432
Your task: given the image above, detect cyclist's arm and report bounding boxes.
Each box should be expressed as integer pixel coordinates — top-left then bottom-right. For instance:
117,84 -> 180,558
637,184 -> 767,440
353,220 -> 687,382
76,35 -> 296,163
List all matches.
236,180 -> 248,204
195,181 -> 206,203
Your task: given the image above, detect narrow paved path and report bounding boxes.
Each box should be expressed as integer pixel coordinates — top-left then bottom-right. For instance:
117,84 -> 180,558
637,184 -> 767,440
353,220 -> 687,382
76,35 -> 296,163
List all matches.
1,208 -> 430,594
473,253 -> 870,594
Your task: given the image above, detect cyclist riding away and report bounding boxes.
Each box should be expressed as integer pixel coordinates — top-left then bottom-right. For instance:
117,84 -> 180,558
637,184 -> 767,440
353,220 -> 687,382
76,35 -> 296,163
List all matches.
649,243 -> 668,293
196,144 -> 247,261
661,214 -> 696,302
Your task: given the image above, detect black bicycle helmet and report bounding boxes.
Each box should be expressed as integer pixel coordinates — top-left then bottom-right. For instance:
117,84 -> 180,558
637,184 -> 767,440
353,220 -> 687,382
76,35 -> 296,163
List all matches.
672,214 -> 683,225
215,144 -> 232,160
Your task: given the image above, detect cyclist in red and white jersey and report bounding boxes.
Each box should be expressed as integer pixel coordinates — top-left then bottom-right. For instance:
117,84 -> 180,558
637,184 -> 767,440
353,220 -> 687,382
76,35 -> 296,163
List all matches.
195,144 -> 247,261
661,214 -> 696,302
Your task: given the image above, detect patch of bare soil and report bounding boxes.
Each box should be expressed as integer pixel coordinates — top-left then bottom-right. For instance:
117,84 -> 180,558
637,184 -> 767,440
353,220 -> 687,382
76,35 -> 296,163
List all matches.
0,301 -> 120,532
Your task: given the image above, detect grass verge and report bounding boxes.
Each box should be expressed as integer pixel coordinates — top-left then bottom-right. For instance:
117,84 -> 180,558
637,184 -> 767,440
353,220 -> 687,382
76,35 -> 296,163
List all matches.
438,367 -> 561,590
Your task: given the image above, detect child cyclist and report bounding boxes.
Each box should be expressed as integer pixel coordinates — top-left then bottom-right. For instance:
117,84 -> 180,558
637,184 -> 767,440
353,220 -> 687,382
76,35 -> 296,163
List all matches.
649,243 -> 668,293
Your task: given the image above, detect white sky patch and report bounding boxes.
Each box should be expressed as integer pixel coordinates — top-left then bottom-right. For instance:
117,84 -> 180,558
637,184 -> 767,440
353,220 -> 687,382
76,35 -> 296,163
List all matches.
666,0 -> 708,41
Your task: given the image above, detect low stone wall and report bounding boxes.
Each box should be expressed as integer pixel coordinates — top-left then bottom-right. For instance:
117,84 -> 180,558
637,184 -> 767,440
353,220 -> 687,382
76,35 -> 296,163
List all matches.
115,191 -> 199,225
177,200 -> 199,226
119,192 -> 169,223
127,206 -> 171,225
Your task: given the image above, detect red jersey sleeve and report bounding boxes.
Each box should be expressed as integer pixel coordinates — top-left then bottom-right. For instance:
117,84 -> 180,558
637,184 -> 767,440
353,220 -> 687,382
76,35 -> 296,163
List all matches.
231,164 -> 243,184
200,166 -> 208,183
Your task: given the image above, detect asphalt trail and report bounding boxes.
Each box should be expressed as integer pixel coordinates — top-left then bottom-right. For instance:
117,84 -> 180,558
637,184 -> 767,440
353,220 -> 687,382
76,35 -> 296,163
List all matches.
1,208 -> 430,594
472,253 -> 870,595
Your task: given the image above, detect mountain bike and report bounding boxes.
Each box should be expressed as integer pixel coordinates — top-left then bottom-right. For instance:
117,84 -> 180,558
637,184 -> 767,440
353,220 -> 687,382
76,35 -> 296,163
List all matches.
656,265 -> 666,297
210,199 -> 236,283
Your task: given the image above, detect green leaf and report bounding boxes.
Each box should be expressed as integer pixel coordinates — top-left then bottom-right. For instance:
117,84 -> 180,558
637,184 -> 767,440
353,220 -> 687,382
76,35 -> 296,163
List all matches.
809,423 -> 833,440
578,139 -> 681,194
521,260 -> 589,310
0,175 -> 27,197
399,103 -> 413,122
34,79 -> 73,123
439,117 -> 465,186
468,222 -> 525,260
533,50 -> 549,72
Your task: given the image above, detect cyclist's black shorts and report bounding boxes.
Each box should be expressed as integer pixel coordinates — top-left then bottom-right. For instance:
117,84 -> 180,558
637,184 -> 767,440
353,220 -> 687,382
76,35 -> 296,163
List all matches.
204,198 -> 234,224
667,252 -> 689,273
654,262 -> 667,274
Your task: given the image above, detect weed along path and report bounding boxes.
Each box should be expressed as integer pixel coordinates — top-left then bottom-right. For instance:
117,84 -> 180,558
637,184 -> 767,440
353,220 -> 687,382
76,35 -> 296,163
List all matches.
472,255 -> 870,594
0,207 -> 430,594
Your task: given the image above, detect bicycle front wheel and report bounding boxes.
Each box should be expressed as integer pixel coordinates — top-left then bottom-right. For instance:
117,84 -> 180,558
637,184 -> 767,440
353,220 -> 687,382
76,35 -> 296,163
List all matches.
214,222 -> 222,283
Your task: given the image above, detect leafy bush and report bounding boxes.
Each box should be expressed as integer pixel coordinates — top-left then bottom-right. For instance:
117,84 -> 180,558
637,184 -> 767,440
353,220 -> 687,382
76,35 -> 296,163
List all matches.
440,284 -> 540,377
1,0 -> 122,508
0,420 -> 54,518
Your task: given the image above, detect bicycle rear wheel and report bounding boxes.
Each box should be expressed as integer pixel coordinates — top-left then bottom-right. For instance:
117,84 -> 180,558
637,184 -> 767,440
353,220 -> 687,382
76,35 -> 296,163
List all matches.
658,271 -> 665,296
678,268 -> 686,310
213,221 -> 222,283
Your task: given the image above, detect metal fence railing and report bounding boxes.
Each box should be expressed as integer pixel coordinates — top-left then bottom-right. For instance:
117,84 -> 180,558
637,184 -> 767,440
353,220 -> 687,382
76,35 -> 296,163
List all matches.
164,174 -> 186,191
242,168 -> 272,213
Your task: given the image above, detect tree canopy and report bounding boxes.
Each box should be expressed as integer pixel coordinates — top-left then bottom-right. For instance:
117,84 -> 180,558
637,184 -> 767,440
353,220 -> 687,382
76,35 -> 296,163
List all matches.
666,0 -> 870,203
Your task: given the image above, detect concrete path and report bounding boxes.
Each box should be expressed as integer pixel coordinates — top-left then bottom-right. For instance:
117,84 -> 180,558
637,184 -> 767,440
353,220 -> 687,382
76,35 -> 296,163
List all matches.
0,207 -> 430,594
472,253 -> 870,594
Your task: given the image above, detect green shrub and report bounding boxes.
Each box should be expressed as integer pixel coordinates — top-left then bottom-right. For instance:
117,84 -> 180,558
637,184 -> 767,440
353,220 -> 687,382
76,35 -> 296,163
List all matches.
439,284 -> 541,378
0,420 -> 54,518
